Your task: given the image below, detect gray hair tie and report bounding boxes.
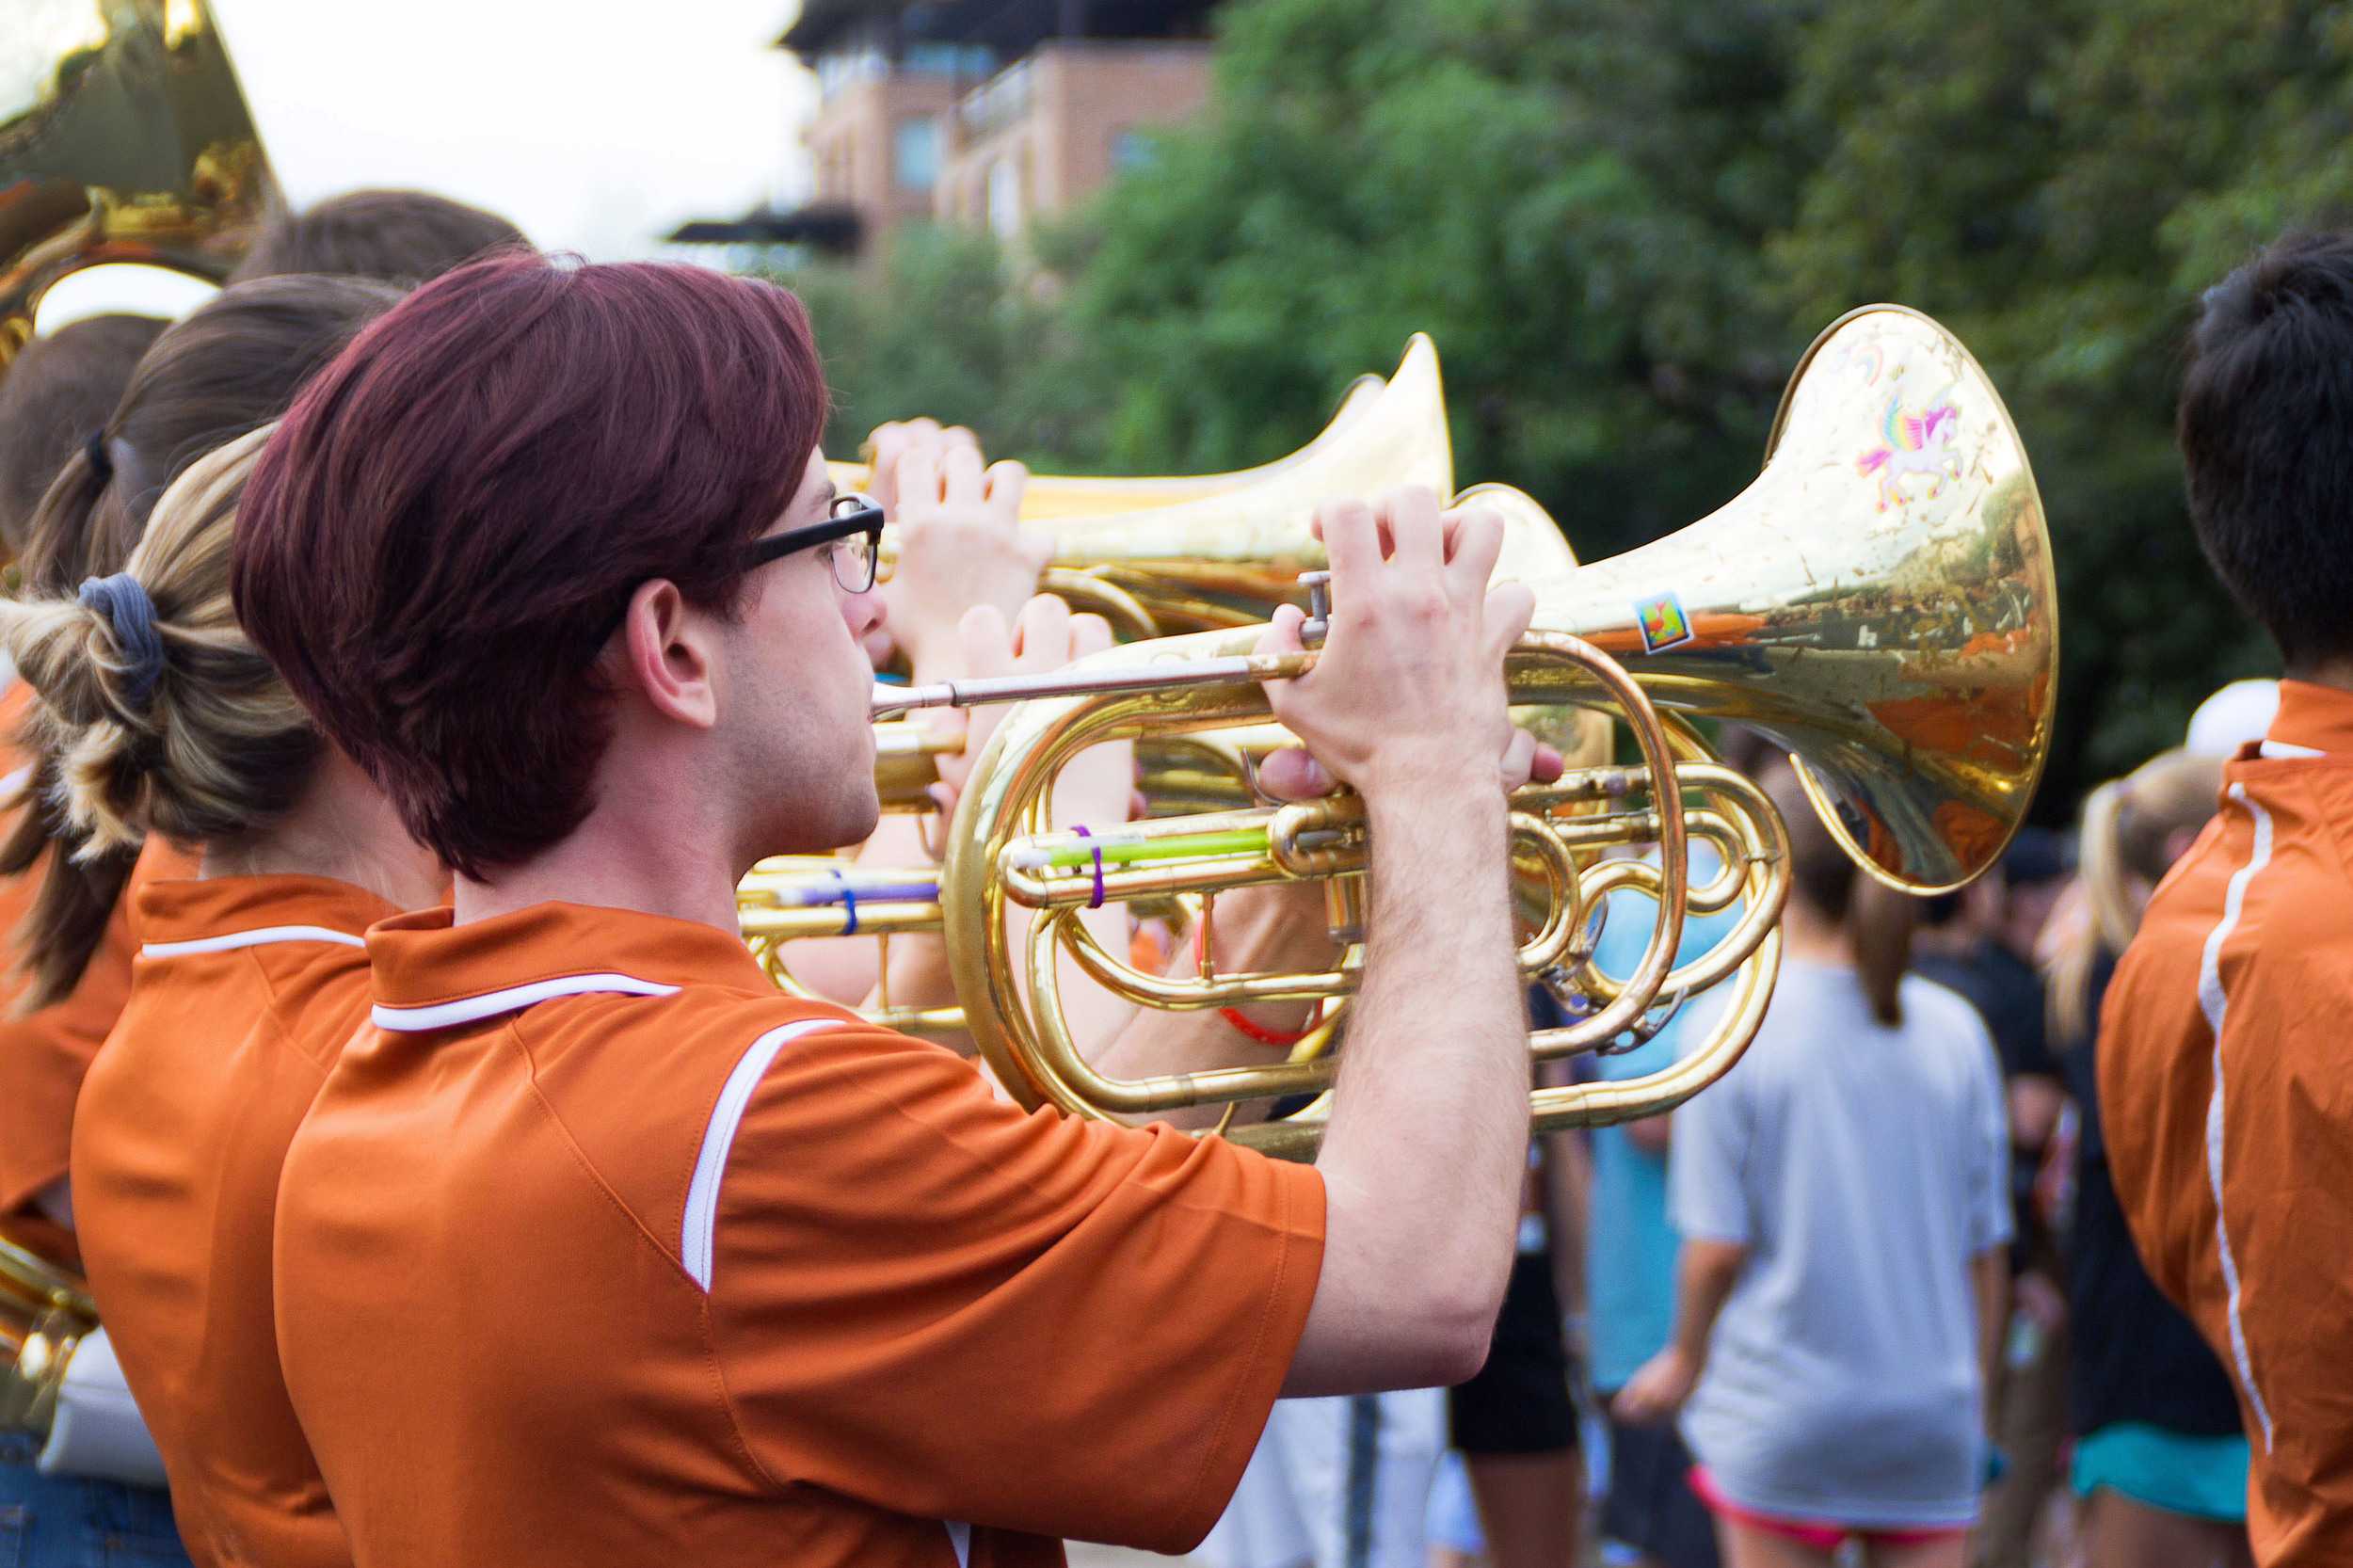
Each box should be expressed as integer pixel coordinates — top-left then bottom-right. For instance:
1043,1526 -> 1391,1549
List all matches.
77,574 -> 165,709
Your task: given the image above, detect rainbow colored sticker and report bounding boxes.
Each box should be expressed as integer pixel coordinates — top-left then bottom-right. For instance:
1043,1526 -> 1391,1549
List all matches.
1635,592 -> 1694,654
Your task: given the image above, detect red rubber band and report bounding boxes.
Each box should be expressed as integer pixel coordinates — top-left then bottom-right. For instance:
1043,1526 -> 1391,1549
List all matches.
1219,1003 -> 1326,1048
1195,901 -> 1325,1047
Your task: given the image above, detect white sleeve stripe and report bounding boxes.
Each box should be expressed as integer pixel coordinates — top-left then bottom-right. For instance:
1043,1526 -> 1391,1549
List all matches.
681,1018 -> 845,1290
370,972 -> 680,1032
142,924 -> 367,957
945,1520 -> 972,1567
2198,782 -> 2277,1452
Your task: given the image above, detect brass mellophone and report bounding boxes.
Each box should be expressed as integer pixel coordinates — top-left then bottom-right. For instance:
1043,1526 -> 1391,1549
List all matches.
744,306 -> 2057,1159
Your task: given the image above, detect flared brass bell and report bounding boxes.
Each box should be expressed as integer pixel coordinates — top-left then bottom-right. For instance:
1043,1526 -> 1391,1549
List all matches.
2,0 -> 275,366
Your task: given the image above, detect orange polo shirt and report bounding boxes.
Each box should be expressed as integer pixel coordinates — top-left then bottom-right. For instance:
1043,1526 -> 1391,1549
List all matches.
0,682 -> 200,1270
71,874 -> 392,1568
2102,679 -> 2353,1565
273,900 -> 1324,1568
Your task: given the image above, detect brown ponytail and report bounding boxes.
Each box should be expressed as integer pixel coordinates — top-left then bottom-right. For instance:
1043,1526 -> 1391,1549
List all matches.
0,431 -> 319,1004
0,275 -> 398,1006
1767,759 -> 1914,1027
1849,879 -> 1917,1028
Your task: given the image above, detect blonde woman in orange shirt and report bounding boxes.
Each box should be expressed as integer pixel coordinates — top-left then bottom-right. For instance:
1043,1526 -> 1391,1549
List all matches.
0,427 -> 440,1568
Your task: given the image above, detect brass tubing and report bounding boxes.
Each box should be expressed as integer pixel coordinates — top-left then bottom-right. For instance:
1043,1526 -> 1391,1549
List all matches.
942,626 -> 1688,1150
1036,568 -> 1160,643
1524,730 -> 1791,1121
739,901 -> 943,941
876,649 -> 1317,718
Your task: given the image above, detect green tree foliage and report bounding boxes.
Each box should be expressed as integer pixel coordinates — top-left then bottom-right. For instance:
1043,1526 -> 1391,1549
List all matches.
1058,0 -> 1817,551
1770,0 -> 2348,798
778,0 -> 2353,812
782,226 -> 1095,465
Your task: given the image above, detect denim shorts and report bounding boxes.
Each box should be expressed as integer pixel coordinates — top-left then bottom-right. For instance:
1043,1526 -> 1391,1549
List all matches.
0,1436 -> 189,1568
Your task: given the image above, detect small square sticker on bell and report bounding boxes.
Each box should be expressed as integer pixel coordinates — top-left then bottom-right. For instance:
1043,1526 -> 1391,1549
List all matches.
1634,591 -> 1695,654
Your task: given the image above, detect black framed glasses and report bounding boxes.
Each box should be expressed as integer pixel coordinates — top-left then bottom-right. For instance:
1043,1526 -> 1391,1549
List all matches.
744,492 -> 886,593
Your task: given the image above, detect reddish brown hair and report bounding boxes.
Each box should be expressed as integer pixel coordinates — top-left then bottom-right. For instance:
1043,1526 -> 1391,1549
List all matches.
233,251 -> 828,879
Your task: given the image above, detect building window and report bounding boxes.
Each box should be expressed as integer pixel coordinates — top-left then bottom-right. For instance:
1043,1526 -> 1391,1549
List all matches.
894,118 -> 940,192
814,48 -> 886,101
1112,130 -> 1158,173
987,156 -> 1023,239
904,42 -> 996,79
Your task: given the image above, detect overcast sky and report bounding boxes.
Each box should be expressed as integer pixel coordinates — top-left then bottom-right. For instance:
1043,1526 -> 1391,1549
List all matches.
39,0 -> 823,323
208,0 -> 819,256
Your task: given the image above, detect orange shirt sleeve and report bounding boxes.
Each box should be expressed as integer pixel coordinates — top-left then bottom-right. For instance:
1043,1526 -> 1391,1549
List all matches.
705,1021 -> 1324,1553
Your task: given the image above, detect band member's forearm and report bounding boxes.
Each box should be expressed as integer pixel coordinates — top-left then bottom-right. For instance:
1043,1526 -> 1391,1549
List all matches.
1299,782 -> 1526,1386
1093,882 -> 1339,1130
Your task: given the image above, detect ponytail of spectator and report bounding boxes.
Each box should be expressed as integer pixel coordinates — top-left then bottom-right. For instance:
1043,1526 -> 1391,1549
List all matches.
2046,749 -> 2223,1044
1767,759 -> 1915,1026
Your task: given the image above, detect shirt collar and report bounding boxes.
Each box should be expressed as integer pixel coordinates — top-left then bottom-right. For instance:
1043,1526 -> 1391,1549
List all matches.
2249,679 -> 2353,760
136,873 -> 398,958
366,901 -> 774,1033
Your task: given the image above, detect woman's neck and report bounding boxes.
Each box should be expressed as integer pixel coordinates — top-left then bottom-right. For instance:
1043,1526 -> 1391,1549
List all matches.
200,749 -> 443,912
1777,896 -> 1849,967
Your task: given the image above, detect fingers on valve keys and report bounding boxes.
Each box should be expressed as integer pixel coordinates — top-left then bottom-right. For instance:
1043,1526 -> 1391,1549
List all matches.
1256,487 -> 1532,797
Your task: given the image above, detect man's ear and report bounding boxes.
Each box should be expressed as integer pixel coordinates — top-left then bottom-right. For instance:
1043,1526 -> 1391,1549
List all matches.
614,579 -> 719,730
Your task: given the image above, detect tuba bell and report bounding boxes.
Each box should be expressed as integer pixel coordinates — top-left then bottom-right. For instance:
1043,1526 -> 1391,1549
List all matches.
1,0 -> 274,368
909,305 -> 2056,1158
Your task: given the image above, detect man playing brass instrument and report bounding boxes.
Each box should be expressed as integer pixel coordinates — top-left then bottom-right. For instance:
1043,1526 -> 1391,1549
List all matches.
234,250 -> 1555,1566
2102,229 -> 2353,1566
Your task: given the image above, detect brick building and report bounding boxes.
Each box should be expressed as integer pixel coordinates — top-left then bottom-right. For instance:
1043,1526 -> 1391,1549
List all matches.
673,1 -> 1217,263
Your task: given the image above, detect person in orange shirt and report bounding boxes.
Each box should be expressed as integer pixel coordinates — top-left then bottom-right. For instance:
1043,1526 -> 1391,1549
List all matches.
9,408 -> 1159,1568
0,312 -> 165,1273
2100,228 -> 2353,1567
0,276 -> 400,1236
0,278 -> 399,1565
232,251 -> 1550,1567
0,307 -> 188,1567
0,425 -> 443,1568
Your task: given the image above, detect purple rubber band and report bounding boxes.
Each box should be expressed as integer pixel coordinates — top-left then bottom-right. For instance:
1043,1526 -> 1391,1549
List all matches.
828,869 -> 859,936
1071,824 -> 1107,909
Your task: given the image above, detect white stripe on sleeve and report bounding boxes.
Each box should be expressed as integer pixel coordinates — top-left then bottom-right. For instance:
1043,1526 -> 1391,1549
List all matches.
2197,782 -> 2278,1451
680,1019 -> 844,1290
